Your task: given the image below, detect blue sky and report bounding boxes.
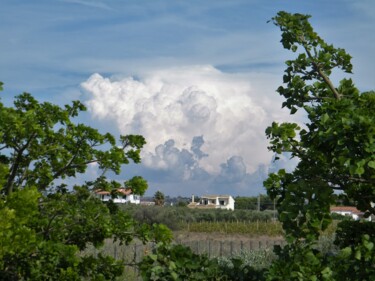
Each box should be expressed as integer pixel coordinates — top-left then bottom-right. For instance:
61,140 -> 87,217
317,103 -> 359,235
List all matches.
1,0 -> 374,197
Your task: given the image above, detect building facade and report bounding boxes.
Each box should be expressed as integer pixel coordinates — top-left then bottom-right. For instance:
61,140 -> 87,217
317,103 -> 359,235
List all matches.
95,188 -> 140,204
188,195 -> 235,210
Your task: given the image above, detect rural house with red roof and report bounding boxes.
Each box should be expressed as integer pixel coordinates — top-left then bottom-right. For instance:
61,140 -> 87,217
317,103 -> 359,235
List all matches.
95,188 -> 140,204
330,206 -> 372,221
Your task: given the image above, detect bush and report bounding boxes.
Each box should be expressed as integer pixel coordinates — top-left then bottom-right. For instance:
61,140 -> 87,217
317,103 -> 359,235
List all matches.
218,248 -> 276,270
139,243 -> 268,281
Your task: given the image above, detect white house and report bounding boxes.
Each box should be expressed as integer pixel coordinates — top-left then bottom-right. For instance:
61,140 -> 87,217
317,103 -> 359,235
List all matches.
330,206 -> 372,221
188,195 -> 235,210
95,188 -> 140,204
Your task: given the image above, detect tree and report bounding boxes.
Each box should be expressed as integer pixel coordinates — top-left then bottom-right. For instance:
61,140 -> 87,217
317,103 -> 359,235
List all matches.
126,175 -> 148,196
0,90 -> 147,196
235,196 -> 258,210
235,195 -> 274,211
0,86 -> 171,280
154,190 -> 165,206
264,12 -> 375,280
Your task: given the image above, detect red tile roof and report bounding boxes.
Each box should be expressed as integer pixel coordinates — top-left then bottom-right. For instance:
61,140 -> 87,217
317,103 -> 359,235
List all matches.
95,188 -> 133,196
330,206 -> 362,214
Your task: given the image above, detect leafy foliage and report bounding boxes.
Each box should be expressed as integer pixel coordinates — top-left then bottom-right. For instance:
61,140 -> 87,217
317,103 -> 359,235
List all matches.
264,11 -> 375,280
139,243 -> 266,281
139,243 -> 221,280
126,175 -> 148,196
0,89 -> 171,280
0,187 -> 125,280
218,248 -> 275,272
0,92 -> 146,195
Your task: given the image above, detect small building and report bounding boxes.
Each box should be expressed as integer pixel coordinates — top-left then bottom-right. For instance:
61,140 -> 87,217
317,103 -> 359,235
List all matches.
188,194 -> 235,210
330,206 -> 371,221
95,188 -> 140,204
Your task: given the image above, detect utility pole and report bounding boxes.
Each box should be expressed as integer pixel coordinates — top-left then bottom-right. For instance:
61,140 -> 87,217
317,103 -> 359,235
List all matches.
257,194 -> 260,212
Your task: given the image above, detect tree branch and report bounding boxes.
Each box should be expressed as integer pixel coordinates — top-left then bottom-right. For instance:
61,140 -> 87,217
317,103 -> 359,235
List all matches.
5,133 -> 37,194
304,45 -> 341,100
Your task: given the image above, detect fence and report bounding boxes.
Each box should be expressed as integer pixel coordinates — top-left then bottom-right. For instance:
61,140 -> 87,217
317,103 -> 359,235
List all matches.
83,241 -> 156,280
176,238 -> 285,258
84,238 -> 285,280
84,241 -> 154,264
86,237 -> 284,263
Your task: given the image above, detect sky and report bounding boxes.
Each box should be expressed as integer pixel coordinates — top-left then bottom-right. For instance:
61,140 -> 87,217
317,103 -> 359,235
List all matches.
0,0 -> 374,197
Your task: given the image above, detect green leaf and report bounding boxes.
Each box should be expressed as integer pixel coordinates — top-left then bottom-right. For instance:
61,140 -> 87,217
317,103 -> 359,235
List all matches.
355,166 -> 365,175
149,254 -> 158,261
171,271 -> 178,280
321,113 -> 329,123
368,161 -> 375,169
321,267 -> 332,279
354,249 -> 361,260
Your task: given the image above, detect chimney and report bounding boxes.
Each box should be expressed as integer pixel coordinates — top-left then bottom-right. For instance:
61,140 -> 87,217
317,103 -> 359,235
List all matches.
192,194 -> 195,203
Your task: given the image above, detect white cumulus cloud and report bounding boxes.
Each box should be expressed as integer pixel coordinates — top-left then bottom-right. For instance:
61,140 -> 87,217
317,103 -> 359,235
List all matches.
81,65 -> 294,178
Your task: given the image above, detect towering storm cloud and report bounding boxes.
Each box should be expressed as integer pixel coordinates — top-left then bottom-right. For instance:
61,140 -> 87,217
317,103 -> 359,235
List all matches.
81,65 -> 295,189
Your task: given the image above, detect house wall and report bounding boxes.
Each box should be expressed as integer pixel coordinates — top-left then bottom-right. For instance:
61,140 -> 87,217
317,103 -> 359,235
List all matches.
188,195 -> 235,210
99,194 -> 140,204
332,211 -> 359,220
128,194 -> 141,204
215,196 -> 235,210
227,196 -> 235,210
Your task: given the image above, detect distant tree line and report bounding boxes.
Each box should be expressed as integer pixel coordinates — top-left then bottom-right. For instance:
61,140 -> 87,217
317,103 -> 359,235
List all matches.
235,195 -> 275,211
234,194 -> 355,211
120,204 -> 276,231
